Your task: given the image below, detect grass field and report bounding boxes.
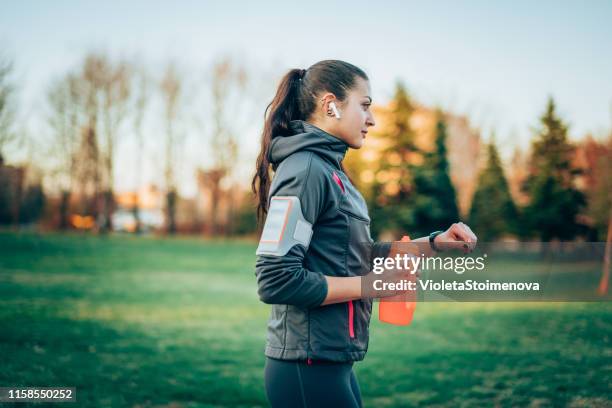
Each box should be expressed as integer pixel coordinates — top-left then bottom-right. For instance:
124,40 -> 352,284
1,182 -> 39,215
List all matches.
0,231 -> 610,407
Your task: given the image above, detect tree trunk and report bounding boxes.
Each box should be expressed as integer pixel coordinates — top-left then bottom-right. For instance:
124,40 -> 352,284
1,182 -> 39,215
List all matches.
597,209 -> 611,296
59,190 -> 70,230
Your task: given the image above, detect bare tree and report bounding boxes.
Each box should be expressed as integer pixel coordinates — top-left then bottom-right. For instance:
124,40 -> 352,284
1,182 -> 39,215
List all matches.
75,123 -> 101,220
99,57 -> 131,232
0,55 -> 20,226
160,62 -> 183,234
131,64 -> 149,233
203,57 -> 248,235
44,52 -> 132,232
47,73 -> 81,229
60,52 -> 132,232
0,56 -> 17,163
74,53 -> 107,226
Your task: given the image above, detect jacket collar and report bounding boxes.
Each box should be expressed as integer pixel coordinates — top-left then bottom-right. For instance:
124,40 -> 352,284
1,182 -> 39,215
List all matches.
268,120 -> 349,170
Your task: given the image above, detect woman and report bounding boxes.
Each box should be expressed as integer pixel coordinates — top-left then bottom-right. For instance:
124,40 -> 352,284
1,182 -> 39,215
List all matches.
252,60 -> 477,407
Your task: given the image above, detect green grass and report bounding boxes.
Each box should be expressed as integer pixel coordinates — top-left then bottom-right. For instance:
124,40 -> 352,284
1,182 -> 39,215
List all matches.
0,231 -> 610,407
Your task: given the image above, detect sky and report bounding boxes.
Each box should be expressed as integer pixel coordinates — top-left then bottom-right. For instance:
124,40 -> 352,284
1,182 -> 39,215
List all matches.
1,0 -> 611,196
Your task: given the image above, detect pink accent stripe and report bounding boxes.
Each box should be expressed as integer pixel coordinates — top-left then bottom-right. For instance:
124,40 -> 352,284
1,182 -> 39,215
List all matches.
348,300 -> 355,338
332,172 -> 345,193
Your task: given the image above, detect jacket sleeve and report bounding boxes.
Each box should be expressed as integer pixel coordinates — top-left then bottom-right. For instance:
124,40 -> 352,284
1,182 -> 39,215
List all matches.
369,241 -> 392,270
255,154 -> 332,309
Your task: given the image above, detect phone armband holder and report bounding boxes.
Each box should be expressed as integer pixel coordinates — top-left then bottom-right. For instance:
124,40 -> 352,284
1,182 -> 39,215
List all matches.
256,196 -> 313,256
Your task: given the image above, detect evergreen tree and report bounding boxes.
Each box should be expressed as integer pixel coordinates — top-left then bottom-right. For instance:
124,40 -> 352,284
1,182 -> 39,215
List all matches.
410,114 -> 459,236
522,97 -> 586,241
369,81 -> 419,238
469,140 -> 518,241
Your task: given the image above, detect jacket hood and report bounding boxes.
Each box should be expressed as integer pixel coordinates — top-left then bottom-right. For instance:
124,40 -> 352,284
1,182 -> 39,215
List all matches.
268,120 -> 349,170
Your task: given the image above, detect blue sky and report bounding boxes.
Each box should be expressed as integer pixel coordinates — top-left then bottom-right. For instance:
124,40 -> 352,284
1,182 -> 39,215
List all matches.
1,0 -> 611,194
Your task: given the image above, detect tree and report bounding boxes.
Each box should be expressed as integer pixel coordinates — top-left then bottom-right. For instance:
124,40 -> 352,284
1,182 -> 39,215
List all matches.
198,57 -> 248,236
131,65 -> 149,234
469,139 -> 518,241
60,52 -> 132,232
410,114 -> 460,237
74,124 -> 101,218
369,81 -> 420,238
0,56 -> 17,163
522,97 -> 586,241
47,73 -> 81,229
160,62 -> 183,234
99,57 -> 131,232
0,56 -> 22,226
71,53 -> 107,227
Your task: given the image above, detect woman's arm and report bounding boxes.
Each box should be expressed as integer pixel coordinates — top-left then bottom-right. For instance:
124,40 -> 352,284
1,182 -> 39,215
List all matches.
320,222 -> 478,306
320,276 -> 362,306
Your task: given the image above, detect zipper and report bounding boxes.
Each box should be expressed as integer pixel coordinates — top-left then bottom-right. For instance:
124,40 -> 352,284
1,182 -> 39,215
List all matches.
348,300 -> 355,338
338,207 -> 370,223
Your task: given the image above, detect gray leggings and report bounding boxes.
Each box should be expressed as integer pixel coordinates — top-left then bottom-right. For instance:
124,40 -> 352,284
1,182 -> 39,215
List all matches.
264,357 -> 363,408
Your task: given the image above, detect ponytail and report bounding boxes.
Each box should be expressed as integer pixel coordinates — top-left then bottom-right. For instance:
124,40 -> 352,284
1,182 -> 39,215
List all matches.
252,69 -> 305,226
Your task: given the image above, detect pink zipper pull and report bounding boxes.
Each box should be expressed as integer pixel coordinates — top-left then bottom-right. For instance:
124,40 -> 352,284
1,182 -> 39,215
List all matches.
332,171 -> 345,193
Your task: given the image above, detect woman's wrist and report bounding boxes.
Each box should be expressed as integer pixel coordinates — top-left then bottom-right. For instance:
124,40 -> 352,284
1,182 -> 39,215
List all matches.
429,230 -> 445,252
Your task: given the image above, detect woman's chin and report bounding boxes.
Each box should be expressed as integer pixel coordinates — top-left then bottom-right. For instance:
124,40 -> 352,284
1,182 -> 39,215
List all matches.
349,138 -> 365,149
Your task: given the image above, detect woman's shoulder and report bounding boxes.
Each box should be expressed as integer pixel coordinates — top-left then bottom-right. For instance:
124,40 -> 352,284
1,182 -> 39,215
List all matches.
274,150 -> 332,184
270,152 -> 343,208
270,151 -> 342,221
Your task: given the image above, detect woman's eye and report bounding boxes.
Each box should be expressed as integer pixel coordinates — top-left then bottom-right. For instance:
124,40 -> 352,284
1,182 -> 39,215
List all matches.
363,104 -> 371,110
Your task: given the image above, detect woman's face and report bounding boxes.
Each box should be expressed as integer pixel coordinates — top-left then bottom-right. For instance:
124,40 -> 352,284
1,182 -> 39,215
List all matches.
315,77 -> 376,149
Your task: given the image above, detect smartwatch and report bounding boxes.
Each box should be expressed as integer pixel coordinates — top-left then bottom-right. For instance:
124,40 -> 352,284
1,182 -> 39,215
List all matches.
429,230 -> 444,252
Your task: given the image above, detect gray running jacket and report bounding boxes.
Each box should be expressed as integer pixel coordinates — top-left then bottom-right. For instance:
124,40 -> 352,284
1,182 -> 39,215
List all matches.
254,119 -> 391,363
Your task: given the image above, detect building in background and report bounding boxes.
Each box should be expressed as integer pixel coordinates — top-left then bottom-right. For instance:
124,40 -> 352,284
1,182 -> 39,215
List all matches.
0,157 -> 45,226
114,185 -> 164,233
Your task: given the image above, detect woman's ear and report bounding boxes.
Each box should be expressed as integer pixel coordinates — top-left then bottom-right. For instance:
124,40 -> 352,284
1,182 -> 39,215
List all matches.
320,93 -> 336,111
320,93 -> 340,118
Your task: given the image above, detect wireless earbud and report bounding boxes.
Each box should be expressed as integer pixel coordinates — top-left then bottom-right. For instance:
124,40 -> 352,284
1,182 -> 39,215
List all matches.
329,102 -> 341,119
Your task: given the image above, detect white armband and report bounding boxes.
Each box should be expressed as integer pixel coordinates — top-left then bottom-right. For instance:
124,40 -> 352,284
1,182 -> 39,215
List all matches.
256,196 -> 313,256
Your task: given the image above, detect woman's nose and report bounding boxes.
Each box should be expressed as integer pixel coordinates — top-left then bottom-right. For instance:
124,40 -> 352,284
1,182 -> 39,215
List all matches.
367,113 -> 376,127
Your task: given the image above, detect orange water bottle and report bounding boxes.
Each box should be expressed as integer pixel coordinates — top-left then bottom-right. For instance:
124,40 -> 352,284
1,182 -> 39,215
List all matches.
378,235 -> 417,326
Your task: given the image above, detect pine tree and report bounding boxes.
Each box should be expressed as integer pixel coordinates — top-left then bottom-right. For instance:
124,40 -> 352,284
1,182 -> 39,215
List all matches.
469,140 -> 518,241
369,81 -> 419,238
410,114 -> 459,236
523,97 -> 586,241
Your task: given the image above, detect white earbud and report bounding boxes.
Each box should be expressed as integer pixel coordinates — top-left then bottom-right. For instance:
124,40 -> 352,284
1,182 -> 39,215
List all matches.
329,102 -> 341,119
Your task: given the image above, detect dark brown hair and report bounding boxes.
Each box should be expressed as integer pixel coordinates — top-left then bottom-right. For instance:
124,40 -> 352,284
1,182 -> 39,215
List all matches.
251,60 -> 369,226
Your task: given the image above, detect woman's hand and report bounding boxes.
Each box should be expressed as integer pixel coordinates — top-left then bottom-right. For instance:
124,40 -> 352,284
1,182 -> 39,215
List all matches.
434,222 -> 478,254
